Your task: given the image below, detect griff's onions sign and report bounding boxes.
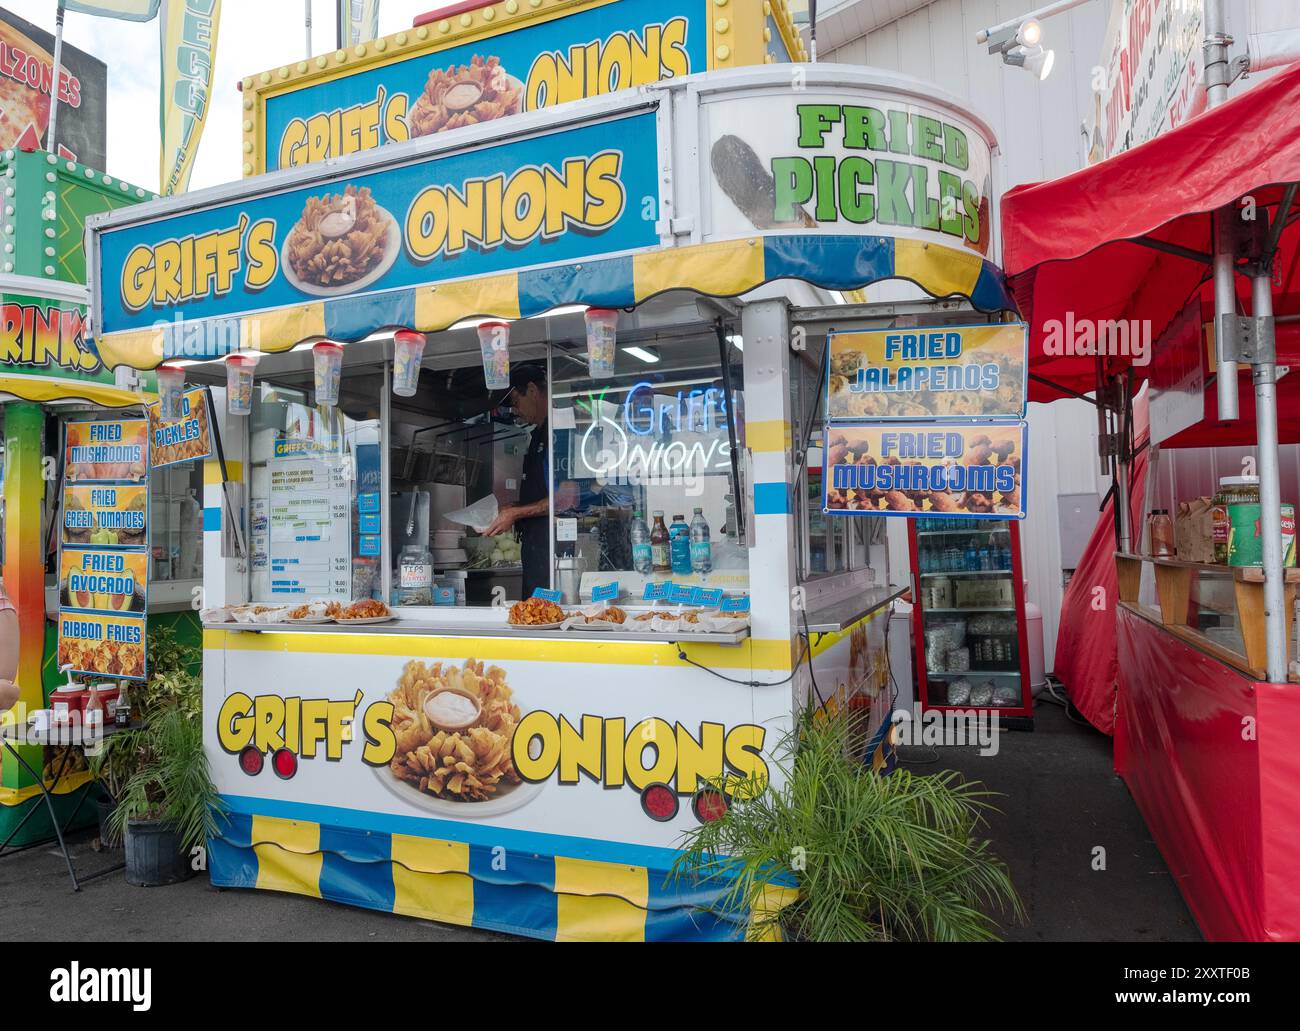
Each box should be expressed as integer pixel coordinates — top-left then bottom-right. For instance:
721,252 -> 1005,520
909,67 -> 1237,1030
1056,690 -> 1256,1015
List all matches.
96,111 -> 657,338
252,0 -> 711,174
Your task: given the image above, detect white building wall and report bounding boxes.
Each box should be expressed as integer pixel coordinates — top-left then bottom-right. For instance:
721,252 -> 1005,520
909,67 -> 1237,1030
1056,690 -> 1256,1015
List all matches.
817,0 -> 1112,669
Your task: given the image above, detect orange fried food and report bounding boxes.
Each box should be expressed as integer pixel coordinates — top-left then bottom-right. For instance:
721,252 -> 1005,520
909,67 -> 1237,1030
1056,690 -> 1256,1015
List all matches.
507,597 -> 564,625
286,185 -> 391,287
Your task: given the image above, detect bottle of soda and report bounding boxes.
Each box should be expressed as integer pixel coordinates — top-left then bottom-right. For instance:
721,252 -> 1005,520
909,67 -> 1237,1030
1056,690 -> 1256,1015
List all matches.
630,512 -> 652,575
689,507 -> 712,573
650,511 -> 670,572
115,680 -> 132,727
670,514 -> 691,575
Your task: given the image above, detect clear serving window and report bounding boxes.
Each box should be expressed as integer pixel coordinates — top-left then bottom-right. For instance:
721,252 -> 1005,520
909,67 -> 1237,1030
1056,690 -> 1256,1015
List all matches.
246,361 -> 382,604
548,328 -> 748,600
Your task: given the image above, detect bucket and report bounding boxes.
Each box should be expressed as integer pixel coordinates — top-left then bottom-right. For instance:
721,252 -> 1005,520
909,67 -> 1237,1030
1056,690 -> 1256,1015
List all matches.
392,330 -> 427,397
96,796 -> 122,849
124,819 -> 196,886
476,321 -> 511,390
584,308 -> 618,378
312,341 -> 344,406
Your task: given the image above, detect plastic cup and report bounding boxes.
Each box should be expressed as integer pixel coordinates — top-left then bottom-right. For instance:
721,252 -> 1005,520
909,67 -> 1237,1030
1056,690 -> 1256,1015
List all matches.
156,364 -> 185,421
313,341 -> 343,406
392,330 -> 427,397
226,354 -> 255,415
584,308 -> 618,379
476,321 -> 511,390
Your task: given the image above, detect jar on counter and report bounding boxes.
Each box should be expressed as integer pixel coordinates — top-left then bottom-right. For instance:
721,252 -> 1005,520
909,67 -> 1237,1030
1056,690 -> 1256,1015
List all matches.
1212,475 -> 1261,564
397,545 -> 433,606
1148,509 -> 1175,557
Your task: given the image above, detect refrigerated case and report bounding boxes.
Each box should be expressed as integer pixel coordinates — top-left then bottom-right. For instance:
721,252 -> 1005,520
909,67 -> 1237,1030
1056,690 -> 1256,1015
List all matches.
909,517 -> 1033,727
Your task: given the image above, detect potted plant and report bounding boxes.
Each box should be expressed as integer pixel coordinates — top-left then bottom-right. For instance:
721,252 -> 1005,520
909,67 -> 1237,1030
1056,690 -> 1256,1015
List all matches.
671,708 -> 1024,941
105,701 -> 225,886
97,622 -> 224,885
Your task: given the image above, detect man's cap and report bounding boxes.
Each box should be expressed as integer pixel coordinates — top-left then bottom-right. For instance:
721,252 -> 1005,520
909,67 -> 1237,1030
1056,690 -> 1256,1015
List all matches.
493,362 -> 547,407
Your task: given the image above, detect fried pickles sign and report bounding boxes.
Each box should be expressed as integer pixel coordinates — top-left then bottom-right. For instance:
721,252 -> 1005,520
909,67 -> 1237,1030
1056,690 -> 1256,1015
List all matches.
705,92 -> 994,258
97,112 -> 656,341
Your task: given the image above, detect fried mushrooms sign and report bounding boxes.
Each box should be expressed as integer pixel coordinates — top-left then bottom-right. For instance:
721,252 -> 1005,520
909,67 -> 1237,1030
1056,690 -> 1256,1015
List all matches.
824,423 -> 1026,519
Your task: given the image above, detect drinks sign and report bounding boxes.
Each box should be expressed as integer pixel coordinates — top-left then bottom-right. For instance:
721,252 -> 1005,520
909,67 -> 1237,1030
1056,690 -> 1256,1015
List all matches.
827,324 -> 1027,421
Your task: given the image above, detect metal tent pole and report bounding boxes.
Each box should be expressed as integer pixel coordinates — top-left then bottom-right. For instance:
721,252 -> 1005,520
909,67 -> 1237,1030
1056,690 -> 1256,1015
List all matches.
1205,0 -> 1241,420
47,3 -> 66,156
1251,270 -> 1287,682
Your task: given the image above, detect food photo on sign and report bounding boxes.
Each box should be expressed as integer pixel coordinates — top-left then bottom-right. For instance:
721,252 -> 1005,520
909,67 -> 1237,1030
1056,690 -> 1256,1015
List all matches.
823,422 -> 1026,518
146,386 -> 212,468
62,418 -> 148,482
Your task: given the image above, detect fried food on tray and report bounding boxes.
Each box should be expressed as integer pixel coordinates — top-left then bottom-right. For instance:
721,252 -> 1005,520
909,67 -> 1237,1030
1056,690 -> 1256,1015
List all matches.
286,185 -> 391,288
407,55 -> 521,138
287,604 -> 312,620
339,599 -> 390,620
507,597 -> 564,625
587,605 -> 626,625
388,659 -> 522,802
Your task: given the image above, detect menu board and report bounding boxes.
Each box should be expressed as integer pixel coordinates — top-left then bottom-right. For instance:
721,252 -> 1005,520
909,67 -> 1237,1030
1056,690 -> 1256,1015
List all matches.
266,452 -> 351,599
57,419 -> 150,681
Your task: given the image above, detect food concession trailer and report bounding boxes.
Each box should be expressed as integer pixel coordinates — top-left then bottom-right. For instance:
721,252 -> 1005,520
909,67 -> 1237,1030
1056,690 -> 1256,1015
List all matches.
86,25 -> 1020,938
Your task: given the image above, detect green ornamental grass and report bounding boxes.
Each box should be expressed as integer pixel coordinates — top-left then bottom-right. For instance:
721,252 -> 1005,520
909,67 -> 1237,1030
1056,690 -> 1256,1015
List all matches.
672,708 -> 1024,942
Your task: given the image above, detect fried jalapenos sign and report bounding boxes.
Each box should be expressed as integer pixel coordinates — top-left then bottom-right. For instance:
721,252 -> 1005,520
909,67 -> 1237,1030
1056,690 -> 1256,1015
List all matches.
827,324 -> 1027,421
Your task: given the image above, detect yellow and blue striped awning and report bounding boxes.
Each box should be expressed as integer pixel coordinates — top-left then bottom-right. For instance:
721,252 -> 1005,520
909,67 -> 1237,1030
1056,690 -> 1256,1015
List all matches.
96,234 -> 1013,372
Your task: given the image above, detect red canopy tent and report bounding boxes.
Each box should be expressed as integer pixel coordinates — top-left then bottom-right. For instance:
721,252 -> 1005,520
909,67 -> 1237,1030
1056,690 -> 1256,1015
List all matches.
1004,56 -> 1300,409
1003,58 -> 1300,728
1002,60 -> 1300,940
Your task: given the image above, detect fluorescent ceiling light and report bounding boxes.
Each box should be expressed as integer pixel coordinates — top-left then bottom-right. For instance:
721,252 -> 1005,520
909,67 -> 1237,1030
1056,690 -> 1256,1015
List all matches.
622,345 -> 660,363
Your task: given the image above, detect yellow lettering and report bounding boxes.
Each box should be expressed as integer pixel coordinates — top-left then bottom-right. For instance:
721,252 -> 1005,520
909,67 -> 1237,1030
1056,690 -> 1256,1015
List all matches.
361,701 -> 396,766
252,693 -> 286,753
120,244 -> 155,312
501,167 -> 546,244
300,698 -> 329,759
584,151 -> 625,229
558,715 -> 603,784
513,710 -> 560,782
723,725 -> 769,792
217,692 -> 254,753
279,119 -> 307,170
244,218 -> 278,291
404,187 -> 449,262
624,718 -> 676,790
383,92 -> 409,144
675,721 -> 725,795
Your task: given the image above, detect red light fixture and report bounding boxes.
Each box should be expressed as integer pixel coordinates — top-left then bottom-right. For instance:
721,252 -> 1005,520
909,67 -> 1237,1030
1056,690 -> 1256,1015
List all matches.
640,782 -> 679,822
272,747 -> 298,780
692,786 -> 729,823
238,746 -> 264,776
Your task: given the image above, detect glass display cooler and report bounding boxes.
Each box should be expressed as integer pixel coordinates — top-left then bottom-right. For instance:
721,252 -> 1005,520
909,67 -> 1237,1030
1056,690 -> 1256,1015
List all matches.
908,517 -> 1033,728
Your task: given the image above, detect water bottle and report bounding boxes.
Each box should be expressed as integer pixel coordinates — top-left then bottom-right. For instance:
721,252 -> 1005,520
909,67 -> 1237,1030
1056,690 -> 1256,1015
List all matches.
689,507 -> 712,573
670,514 -> 691,575
630,512 -> 652,575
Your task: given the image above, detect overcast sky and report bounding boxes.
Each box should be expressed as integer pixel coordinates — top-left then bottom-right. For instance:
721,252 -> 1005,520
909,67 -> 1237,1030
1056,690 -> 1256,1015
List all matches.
4,0 -> 455,192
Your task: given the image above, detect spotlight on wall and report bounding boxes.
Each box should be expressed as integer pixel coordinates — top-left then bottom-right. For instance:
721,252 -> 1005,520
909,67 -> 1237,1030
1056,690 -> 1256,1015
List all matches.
1004,43 -> 1056,80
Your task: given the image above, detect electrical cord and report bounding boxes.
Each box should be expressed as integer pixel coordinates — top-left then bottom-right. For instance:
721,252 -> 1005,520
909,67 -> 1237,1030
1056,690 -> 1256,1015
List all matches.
672,636 -> 811,689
